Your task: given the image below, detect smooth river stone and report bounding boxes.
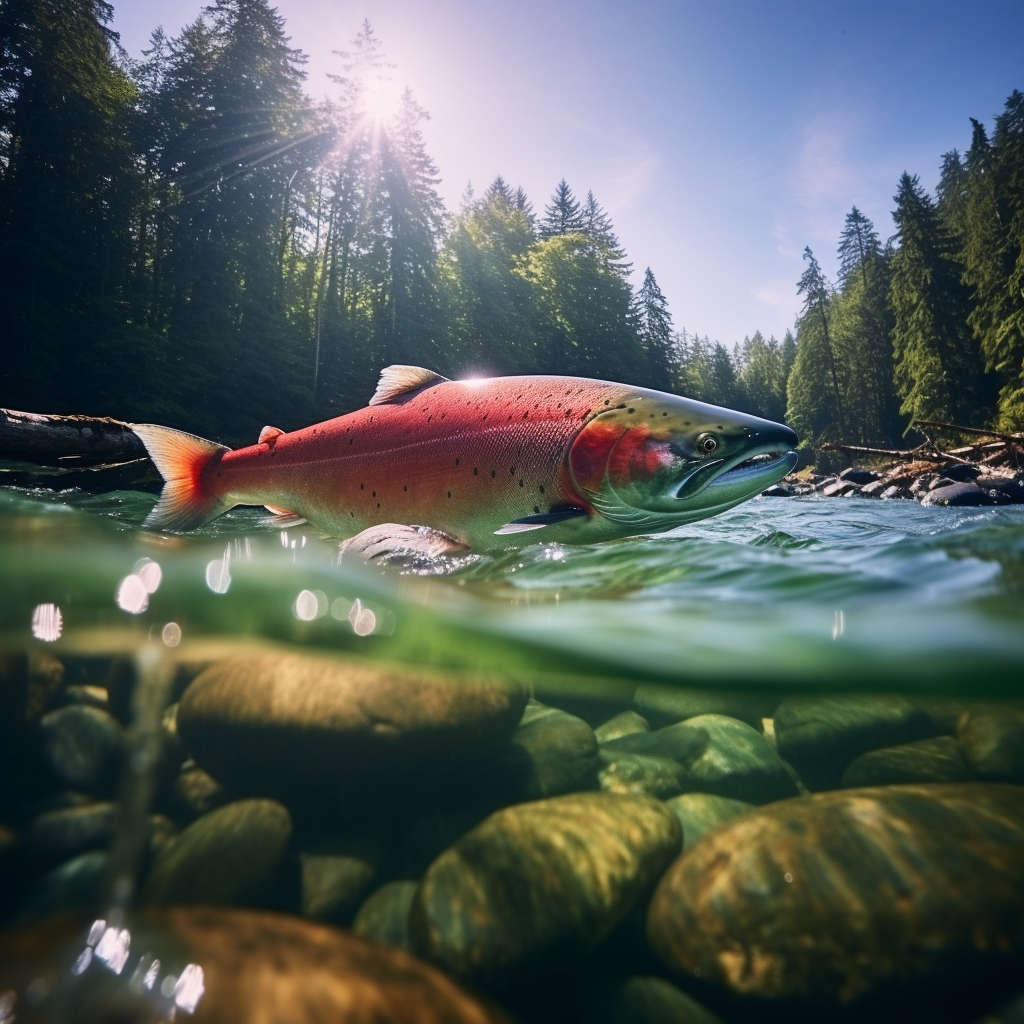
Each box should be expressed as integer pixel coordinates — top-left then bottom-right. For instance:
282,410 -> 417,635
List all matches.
142,799 -> 292,909
841,735 -> 971,787
604,715 -> 797,804
490,705 -> 599,803
0,906 -> 511,1024
353,880 -> 419,953
176,654 -> 526,815
594,710 -> 651,743
634,684 -> 780,730
773,695 -> 933,789
581,975 -> 725,1024
957,705 -> 1024,782
38,705 -> 125,795
599,751 -> 688,799
664,793 -> 753,850
647,784 -> 1024,1019
410,792 -> 681,992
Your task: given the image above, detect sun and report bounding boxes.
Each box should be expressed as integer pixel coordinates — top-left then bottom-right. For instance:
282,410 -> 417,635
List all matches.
360,76 -> 402,124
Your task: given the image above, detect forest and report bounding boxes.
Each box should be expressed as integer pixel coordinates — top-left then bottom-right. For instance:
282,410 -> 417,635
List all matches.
1,0 -> 1023,456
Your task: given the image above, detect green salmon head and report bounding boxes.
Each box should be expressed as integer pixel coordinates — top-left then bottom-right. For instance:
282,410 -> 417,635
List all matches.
568,389 -> 799,530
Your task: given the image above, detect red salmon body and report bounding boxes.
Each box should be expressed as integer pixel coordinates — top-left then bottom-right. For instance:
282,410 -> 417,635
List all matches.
134,365 -> 799,552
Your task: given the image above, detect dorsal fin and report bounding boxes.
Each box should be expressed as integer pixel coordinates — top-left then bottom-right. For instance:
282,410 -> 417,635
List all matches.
369,365 -> 449,406
258,425 -> 285,446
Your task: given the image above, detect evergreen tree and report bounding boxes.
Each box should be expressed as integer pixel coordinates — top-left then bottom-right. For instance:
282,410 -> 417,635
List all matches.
890,171 -> 986,425
540,179 -> 584,237
0,0 -> 138,411
737,332 -> 786,422
961,94 -> 1024,426
636,268 -> 675,390
833,209 -> 902,444
795,247 -> 847,438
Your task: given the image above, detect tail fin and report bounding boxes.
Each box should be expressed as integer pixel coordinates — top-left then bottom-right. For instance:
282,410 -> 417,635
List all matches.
133,423 -> 232,531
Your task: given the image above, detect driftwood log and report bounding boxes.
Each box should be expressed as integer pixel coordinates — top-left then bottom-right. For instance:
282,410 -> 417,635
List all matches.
0,408 -> 159,491
820,420 -> 1023,476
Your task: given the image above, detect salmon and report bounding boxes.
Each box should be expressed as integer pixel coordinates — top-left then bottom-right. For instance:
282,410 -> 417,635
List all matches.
133,365 -> 798,553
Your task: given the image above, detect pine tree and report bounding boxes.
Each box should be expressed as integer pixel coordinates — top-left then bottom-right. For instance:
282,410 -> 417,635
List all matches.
796,247 -> 847,438
890,171 -> 986,426
636,268 -> 675,390
0,0 -> 139,411
540,179 -> 584,237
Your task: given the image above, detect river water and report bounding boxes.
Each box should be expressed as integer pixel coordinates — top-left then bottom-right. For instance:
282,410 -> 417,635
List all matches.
3,487 -> 1023,692
1,485 -> 1023,1023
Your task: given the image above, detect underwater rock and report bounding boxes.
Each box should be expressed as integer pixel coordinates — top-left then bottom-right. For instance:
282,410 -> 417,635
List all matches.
15,849 -> 108,923
841,735 -> 971,787
0,906 -> 512,1024
634,684 -> 778,730
300,832 -> 387,926
170,766 -> 227,823
594,709 -> 651,743
773,695 -> 933,790
598,751 -> 688,799
580,975 -> 725,1024
957,706 -> 1024,782
25,801 -> 119,865
176,653 -> 527,817
605,715 -> 797,805
664,792 -> 754,850
490,705 -> 599,803
353,879 -> 419,953
647,783 -> 1024,1021
38,704 -> 124,795
410,791 -> 681,991
142,798 -> 292,909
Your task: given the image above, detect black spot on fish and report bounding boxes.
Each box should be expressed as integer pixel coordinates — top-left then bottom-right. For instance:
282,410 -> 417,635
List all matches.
349,439 -> 353,445
372,490 -> 376,497
360,483 -> 364,490
663,412 -> 668,417
628,408 -> 635,414
534,505 -> 540,513
510,467 -> 516,474
447,491 -> 452,499
217,471 -> 221,478
473,467 -> 478,476
519,479 -> 524,488
403,485 -> 408,491
455,458 -> 460,466
539,484 -> 545,494
491,469 -> 496,478
376,502 -> 380,509
604,399 -> 610,405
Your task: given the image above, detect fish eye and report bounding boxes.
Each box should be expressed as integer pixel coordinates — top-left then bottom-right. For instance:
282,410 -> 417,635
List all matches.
696,431 -> 720,455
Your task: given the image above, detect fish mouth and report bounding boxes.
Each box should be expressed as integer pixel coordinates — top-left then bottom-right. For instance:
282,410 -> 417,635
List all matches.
674,447 -> 798,500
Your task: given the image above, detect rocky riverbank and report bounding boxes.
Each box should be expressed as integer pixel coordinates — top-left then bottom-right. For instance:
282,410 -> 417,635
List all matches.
2,649 -> 1024,1022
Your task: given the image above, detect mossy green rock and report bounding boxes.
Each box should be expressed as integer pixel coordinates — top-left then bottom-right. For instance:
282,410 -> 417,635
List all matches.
490,706 -> 599,802
142,798 -> 292,908
595,710 -> 651,743
581,975 -> 724,1024
299,833 -> 385,925
773,695 -> 933,789
411,792 -> 681,991
957,706 -> 1024,782
647,784 -> 1024,1019
176,654 -> 527,815
635,684 -> 779,730
599,751 -> 687,799
665,792 -> 753,849
842,735 -> 971,787
353,879 -> 419,953
38,705 -> 124,794
605,714 -> 797,804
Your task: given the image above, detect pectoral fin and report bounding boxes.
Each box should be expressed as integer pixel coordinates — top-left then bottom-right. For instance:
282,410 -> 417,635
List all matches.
494,505 -> 588,535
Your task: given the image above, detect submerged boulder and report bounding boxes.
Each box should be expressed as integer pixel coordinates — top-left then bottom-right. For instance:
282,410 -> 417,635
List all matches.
175,653 -> 526,818
647,783 -> 1024,1021
410,791 -> 681,991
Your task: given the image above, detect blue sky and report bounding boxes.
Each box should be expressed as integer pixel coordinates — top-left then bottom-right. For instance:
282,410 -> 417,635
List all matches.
112,0 -> 1024,348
